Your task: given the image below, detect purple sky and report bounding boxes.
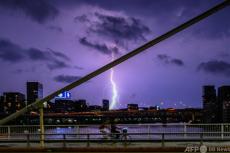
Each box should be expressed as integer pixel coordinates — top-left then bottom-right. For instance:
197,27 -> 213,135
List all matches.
0,0 -> 230,109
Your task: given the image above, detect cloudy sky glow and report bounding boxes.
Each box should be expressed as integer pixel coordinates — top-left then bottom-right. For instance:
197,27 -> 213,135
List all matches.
0,0 -> 230,109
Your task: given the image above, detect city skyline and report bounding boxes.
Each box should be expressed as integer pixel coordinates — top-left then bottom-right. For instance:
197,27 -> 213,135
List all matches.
1,81 -> 230,110
1,81 -> 230,124
1,81 -> 181,109
0,0 -> 230,109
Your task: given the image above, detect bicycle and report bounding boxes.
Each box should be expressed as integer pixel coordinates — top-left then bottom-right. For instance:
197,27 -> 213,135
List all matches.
119,128 -> 132,145
100,127 -> 132,145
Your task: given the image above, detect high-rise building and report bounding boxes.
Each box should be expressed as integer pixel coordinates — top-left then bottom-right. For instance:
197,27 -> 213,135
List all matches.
26,82 -> 43,105
202,86 -> 219,123
218,86 -> 230,123
3,92 -> 25,115
102,99 -> 109,111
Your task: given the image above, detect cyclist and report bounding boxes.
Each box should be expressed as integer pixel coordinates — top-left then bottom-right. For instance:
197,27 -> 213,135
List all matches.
99,122 -> 109,139
110,119 -> 121,139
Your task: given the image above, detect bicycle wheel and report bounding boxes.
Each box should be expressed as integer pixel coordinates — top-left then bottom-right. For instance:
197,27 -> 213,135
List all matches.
120,134 -> 131,145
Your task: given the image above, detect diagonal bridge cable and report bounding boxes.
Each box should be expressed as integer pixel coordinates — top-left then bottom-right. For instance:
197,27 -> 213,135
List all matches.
0,0 -> 229,125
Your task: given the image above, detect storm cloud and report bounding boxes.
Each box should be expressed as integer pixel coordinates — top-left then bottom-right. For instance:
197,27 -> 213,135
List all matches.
198,60 -> 230,76
157,54 -> 184,66
79,37 -> 119,55
0,38 -> 70,70
47,60 -> 70,70
76,12 -> 150,41
54,75 -> 82,83
0,39 -> 25,62
0,0 -> 59,23
76,10 -> 151,56
74,0 -> 230,38
47,48 -> 69,60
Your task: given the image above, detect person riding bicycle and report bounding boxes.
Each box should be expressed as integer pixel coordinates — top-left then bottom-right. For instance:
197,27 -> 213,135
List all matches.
99,122 -> 110,139
110,119 -> 121,139
99,119 -> 121,139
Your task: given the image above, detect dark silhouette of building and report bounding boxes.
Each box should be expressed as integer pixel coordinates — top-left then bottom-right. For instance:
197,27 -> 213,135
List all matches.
218,86 -> 230,123
3,92 -> 25,115
88,105 -> 102,112
26,82 -> 43,105
102,99 -> 109,111
202,85 -> 219,123
149,105 -> 160,111
127,104 -> 139,111
75,99 -> 88,112
54,99 -> 75,113
139,107 -> 148,111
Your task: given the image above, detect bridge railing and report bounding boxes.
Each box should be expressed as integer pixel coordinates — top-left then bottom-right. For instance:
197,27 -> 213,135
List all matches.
0,132 -> 230,148
1,123 -> 230,139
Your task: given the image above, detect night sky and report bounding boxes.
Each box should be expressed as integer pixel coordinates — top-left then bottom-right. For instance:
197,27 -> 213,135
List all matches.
0,0 -> 230,109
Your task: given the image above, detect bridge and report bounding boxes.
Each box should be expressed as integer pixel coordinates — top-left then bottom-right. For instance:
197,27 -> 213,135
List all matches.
0,0 -> 229,151
0,123 -> 230,152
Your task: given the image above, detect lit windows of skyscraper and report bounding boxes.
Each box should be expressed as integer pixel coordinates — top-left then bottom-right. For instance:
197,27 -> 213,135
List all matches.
3,92 -> 25,115
26,82 -> 43,105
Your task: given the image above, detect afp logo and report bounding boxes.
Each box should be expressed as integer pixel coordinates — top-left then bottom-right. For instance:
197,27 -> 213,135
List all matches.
184,145 -> 207,153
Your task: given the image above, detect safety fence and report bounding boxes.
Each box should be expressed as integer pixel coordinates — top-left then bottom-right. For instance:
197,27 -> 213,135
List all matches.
0,123 -> 230,138
0,132 -> 230,148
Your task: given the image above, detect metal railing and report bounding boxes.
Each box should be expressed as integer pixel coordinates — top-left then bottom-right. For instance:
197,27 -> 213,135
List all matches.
1,123 -> 230,143
1,123 -> 230,136
1,132 -> 230,148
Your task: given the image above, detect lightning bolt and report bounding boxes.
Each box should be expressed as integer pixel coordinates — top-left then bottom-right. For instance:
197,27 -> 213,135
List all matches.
109,53 -> 118,109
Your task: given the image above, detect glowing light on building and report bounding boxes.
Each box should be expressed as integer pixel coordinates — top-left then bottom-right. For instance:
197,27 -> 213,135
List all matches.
55,91 -> 71,99
109,53 -> 118,109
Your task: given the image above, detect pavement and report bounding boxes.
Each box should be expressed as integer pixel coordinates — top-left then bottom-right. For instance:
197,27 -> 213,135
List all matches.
1,141 -> 230,152
0,147 -> 185,152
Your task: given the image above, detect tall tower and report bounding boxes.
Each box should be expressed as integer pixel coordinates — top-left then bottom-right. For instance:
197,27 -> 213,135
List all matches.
202,86 -> 218,123
218,86 -> 230,123
26,82 -> 43,105
102,99 -> 109,111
